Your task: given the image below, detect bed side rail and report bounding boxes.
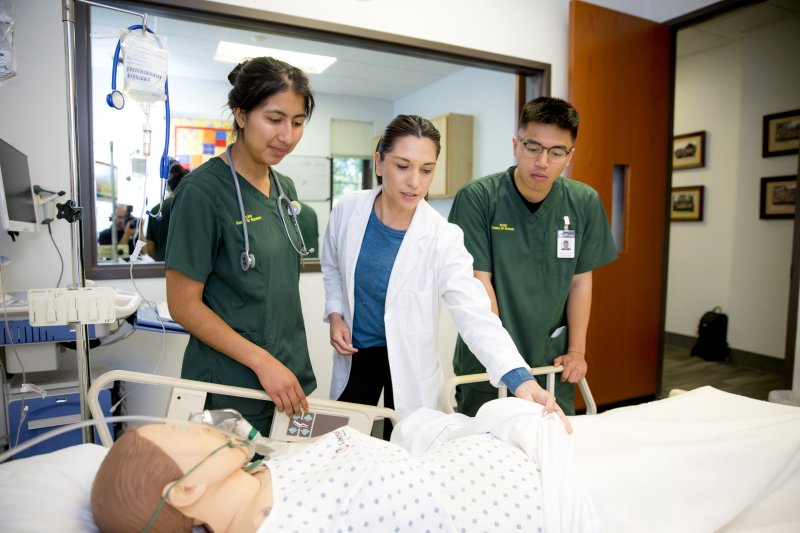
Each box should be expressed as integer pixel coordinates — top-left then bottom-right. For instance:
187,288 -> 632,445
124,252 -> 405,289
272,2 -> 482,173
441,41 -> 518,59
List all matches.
87,370 -> 400,447
439,365 -> 597,415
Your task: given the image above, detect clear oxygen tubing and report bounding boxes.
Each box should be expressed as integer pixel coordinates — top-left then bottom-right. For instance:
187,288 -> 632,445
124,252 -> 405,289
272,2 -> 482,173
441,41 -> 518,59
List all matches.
189,408 -> 276,457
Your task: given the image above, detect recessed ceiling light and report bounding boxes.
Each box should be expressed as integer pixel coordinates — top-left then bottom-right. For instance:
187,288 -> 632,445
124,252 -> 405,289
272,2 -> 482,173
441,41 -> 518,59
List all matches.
214,41 -> 337,74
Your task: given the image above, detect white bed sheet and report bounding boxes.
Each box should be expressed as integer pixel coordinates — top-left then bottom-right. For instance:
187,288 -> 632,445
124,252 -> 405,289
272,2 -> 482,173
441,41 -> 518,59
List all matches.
1,386 -> 799,533
569,386 -> 800,533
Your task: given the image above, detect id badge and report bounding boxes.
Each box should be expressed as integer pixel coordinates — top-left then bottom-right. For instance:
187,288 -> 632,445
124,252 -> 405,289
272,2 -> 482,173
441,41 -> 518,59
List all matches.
557,230 -> 575,258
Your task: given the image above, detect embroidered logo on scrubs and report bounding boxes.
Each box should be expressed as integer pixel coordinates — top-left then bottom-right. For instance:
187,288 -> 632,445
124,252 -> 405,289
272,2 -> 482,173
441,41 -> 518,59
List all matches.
235,214 -> 263,225
490,223 -> 515,231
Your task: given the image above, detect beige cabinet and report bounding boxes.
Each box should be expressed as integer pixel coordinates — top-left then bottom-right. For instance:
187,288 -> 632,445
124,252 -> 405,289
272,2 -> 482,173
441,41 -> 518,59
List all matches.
428,113 -> 474,199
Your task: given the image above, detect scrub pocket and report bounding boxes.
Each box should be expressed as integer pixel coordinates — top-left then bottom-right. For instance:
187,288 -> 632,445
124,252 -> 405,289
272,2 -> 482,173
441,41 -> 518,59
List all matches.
546,324 -> 569,361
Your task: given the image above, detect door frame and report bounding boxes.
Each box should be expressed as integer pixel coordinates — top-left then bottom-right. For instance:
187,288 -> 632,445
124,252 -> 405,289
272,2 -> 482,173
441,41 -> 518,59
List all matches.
665,0 -> 797,389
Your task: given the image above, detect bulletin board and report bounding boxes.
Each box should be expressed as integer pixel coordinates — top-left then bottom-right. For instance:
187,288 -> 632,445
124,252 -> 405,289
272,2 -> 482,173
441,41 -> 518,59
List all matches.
173,118 -> 234,170
273,155 -> 330,202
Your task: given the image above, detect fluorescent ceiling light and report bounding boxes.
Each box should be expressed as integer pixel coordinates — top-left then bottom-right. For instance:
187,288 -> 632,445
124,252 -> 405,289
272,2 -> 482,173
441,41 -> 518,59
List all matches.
214,41 -> 337,74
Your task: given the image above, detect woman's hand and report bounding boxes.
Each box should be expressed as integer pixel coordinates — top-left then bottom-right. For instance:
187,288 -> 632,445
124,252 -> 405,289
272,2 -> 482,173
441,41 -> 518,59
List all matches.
329,313 -> 358,356
254,356 -> 309,416
513,380 -> 573,434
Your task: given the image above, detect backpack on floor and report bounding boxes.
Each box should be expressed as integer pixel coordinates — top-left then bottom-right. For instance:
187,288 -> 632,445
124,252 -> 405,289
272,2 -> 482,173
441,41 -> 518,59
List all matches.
690,306 -> 730,362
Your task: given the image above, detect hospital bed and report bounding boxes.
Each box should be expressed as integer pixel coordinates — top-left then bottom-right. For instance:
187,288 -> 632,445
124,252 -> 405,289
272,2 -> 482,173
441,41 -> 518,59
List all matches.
1,369 -> 799,532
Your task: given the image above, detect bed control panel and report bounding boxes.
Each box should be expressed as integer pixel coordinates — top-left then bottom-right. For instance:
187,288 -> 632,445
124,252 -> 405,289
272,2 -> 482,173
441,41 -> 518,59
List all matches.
271,409 -> 351,441
269,400 -> 382,441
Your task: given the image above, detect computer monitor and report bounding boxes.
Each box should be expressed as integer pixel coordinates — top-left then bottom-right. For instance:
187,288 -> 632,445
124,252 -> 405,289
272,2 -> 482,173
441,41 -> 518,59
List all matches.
0,137 -> 40,233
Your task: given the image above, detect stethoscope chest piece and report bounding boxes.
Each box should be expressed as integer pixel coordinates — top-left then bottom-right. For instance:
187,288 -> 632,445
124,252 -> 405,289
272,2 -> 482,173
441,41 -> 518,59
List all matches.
240,251 -> 256,271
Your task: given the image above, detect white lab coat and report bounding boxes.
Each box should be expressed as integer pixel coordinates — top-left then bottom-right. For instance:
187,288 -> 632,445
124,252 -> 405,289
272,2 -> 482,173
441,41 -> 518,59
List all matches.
321,188 -> 528,418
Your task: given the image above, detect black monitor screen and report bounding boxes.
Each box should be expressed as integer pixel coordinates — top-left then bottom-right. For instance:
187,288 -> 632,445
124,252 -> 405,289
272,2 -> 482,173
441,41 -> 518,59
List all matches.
0,138 -> 37,226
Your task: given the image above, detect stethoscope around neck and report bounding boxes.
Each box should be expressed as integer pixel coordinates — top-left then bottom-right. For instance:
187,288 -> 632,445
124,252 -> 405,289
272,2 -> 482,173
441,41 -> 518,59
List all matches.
226,145 -> 314,271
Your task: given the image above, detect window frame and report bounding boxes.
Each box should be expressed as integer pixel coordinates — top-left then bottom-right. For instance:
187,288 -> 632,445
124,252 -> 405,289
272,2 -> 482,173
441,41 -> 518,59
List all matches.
74,0 -> 549,279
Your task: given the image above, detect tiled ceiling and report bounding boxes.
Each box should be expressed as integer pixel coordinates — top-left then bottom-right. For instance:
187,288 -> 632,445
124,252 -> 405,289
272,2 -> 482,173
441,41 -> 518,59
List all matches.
90,6 -> 463,101
677,0 -> 800,58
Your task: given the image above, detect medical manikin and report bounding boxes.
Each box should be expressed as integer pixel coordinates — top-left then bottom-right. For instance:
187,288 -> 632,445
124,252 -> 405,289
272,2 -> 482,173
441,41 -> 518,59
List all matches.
90,400 -> 587,533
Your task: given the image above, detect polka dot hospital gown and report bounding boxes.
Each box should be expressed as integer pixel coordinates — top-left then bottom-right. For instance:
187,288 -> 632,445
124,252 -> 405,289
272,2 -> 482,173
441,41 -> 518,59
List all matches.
259,427 -> 543,533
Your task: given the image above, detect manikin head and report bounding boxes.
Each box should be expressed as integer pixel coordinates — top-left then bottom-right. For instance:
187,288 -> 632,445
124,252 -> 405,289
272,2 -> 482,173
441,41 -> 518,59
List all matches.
91,424 -> 264,533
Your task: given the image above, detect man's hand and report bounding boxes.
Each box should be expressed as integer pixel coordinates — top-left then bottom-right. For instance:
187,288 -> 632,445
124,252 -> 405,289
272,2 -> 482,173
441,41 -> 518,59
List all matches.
553,351 -> 587,383
513,380 -> 573,434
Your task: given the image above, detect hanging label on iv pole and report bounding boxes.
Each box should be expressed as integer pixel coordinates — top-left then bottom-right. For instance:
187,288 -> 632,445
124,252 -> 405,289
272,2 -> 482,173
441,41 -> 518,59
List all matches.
120,29 -> 168,104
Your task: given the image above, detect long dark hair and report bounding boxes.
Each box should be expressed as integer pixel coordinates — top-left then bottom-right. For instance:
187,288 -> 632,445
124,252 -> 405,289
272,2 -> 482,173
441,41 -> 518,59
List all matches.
375,114 -> 441,184
226,56 -> 315,135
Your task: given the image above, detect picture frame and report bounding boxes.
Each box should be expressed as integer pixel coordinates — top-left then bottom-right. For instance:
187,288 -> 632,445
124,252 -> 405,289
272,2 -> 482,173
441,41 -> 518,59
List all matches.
670,185 -> 704,222
672,131 -> 706,170
762,109 -> 800,158
759,175 -> 797,220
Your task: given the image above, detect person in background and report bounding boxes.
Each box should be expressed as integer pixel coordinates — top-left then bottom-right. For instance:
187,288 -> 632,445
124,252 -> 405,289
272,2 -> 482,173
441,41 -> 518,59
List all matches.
165,56 -> 317,435
144,160 -> 189,261
322,114 -> 564,439
98,203 -> 137,257
448,96 -> 617,416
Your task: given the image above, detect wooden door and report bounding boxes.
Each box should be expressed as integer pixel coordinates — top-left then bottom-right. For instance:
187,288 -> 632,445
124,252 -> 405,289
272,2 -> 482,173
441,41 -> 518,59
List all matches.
569,0 -> 670,406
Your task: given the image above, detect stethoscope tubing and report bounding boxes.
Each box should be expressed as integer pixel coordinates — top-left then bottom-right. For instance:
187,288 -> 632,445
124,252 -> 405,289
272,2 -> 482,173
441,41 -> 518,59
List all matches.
225,145 -> 310,271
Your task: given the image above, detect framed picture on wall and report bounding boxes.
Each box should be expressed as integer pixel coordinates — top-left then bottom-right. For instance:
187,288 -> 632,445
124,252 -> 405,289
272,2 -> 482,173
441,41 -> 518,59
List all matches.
762,109 -> 800,157
759,175 -> 797,219
672,131 -> 706,170
670,185 -> 704,222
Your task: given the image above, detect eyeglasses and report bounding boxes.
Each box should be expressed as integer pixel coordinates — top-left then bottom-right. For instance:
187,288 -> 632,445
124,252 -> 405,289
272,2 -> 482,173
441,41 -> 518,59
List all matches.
517,137 -> 573,163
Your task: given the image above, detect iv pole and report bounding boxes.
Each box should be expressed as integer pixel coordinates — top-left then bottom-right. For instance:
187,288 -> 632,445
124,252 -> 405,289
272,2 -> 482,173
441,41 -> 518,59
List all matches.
60,0 -> 149,443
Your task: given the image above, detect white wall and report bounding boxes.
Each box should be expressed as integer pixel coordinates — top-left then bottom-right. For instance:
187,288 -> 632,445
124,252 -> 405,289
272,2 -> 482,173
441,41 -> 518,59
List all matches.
667,42 -> 742,335
728,15 -> 800,358
667,14 -> 800,361
0,0 -> 760,419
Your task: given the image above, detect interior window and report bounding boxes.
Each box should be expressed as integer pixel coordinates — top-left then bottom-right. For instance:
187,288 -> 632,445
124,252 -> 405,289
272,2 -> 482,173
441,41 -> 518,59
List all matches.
74,2 -> 547,279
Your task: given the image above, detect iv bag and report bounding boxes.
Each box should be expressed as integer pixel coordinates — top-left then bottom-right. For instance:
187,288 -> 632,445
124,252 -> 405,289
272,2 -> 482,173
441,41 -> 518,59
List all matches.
0,2 -> 16,82
119,28 -> 168,104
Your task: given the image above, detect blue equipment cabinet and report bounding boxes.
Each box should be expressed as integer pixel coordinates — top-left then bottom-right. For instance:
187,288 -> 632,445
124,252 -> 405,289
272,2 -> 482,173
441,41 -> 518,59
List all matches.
7,383 -> 113,458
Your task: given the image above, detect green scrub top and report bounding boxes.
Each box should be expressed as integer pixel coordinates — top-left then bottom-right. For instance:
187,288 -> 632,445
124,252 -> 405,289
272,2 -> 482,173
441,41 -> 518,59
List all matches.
448,168 -> 617,415
144,196 -> 174,261
165,157 -> 317,434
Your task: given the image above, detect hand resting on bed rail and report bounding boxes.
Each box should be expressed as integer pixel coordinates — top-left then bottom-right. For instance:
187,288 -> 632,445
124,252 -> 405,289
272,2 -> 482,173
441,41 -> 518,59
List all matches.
90,399 -> 591,532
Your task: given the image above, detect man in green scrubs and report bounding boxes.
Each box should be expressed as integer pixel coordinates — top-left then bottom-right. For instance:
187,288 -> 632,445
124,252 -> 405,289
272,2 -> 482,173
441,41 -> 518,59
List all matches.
449,97 -> 617,415
166,157 -> 317,434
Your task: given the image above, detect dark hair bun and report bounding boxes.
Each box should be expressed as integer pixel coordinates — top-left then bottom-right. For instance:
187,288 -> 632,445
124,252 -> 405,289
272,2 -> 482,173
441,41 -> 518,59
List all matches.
227,60 -> 248,85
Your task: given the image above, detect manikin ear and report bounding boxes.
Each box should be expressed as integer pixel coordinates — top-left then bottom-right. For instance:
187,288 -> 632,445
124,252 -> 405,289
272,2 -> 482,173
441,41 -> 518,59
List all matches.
162,481 -> 207,509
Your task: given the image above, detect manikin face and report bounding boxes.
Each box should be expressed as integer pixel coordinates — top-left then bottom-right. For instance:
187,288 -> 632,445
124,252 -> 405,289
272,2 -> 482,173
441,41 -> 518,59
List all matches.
512,122 -> 575,203
234,89 -> 307,167
375,135 -> 438,217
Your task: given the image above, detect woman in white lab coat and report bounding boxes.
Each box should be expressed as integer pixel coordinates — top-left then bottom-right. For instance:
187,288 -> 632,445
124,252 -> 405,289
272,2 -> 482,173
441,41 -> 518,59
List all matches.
322,115 -> 567,437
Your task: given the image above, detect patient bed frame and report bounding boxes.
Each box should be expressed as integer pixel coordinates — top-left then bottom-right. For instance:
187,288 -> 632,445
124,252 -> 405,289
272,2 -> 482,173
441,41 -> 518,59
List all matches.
87,366 -> 595,447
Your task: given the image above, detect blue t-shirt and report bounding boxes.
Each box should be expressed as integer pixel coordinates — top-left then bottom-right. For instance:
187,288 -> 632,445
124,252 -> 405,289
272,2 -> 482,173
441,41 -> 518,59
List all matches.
351,209 -> 406,348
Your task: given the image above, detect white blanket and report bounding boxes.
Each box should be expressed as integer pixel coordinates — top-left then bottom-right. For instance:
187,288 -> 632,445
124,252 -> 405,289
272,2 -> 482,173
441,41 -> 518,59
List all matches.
569,386 -> 800,533
393,397 -> 599,532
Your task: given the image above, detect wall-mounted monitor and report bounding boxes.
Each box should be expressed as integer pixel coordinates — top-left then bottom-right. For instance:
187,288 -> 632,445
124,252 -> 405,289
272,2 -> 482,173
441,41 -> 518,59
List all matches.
0,137 -> 40,233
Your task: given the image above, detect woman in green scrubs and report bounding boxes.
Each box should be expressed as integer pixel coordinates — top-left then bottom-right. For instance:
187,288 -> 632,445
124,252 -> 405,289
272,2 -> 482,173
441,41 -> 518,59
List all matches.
165,57 -> 317,434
